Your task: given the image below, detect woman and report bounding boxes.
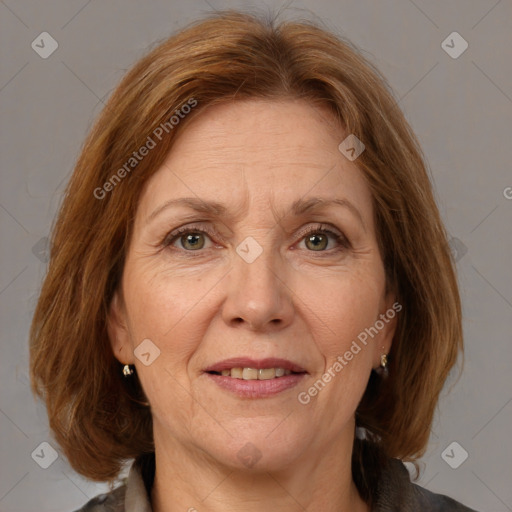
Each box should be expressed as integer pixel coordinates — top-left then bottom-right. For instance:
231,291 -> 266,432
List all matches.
29,10 -> 477,512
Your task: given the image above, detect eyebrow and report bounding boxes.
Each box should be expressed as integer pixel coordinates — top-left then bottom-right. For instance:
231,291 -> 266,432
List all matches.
291,197 -> 366,231
146,197 -> 228,224
146,196 -> 365,230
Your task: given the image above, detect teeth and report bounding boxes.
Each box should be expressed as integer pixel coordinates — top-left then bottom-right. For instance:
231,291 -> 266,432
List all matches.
258,368 -> 276,380
242,368 -> 258,380
217,367 -> 292,380
230,367 -> 243,379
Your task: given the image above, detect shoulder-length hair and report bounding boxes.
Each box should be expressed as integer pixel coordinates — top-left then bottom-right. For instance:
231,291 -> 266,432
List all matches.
30,9 -> 462,492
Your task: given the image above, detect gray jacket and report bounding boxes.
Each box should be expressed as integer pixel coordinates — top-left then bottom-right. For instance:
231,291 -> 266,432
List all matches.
75,454 -> 477,511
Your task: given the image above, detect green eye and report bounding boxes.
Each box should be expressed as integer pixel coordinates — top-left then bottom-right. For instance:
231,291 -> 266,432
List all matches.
162,224 -> 349,255
163,227 -> 213,251
179,233 -> 206,250
304,233 -> 329,251
299,226 -> 349,252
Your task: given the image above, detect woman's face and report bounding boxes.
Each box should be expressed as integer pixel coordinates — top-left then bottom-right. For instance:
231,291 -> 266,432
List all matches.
109,99 -> 397,471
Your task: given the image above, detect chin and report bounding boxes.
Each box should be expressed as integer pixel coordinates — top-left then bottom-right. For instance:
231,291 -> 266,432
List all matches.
203,421 -> 310,472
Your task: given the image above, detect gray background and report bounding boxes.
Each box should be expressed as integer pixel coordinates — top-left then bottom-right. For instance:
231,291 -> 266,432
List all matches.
1,1 -> 511,511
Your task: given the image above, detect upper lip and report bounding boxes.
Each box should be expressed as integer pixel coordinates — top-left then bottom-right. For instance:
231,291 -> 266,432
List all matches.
204,357 -> 307,373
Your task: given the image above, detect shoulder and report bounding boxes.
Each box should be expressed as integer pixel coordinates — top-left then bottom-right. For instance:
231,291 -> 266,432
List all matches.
409,483 -> 478,511
73,455 -> 153,512
73,484 -> 126,512
374,458 -> 478,511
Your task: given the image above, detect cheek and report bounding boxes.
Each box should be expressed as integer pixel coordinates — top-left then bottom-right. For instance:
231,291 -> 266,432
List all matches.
298,266 -> 385,359
121,260 -> 231,395
122,266 -> 214,429
123,262 -> 211,343
297,273 -> 383,425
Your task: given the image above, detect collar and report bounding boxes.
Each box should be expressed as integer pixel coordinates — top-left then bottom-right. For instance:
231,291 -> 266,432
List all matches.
116,451 -> 475,512
123,454 -> 153,512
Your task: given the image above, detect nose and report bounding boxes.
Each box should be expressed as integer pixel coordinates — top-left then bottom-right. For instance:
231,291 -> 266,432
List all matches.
221,242 -> 294,333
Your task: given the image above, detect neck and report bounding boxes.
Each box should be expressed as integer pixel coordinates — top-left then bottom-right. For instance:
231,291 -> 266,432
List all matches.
150,428 -> 369,512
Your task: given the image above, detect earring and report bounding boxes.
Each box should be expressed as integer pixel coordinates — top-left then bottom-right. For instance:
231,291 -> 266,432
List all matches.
123,364 -> 134,377
375,353 -> 389,378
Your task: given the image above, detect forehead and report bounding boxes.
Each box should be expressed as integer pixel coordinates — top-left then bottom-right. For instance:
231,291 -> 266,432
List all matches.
137,99 -> 374,223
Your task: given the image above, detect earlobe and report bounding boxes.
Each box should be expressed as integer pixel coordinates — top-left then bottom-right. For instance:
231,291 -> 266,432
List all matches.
381,306 -> 397,354
107,291 -> 134,365
374,295 -> 399,368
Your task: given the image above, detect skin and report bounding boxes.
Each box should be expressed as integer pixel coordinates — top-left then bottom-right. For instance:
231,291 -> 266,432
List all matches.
108,99 -> 397,512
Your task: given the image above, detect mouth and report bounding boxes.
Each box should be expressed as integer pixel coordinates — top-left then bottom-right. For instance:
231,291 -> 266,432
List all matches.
208,367 -> 295,379
203,357 -> 308,398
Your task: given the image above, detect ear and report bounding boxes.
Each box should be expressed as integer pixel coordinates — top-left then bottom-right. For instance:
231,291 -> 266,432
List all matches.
107,290 -> 134,365
372,293 -> 400,369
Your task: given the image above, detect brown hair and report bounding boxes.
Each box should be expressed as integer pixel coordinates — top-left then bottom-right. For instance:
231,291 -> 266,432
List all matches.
29,9 -> 462,495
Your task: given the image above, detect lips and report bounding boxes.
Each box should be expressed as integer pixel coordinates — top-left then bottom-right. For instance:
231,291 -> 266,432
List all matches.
203,357 -> 308,398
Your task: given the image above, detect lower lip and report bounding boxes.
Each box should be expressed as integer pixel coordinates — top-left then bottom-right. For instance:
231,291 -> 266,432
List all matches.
205,373 -> 306,398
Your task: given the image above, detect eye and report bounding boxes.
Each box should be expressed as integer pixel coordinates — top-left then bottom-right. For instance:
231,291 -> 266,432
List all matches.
160,223 -> 350,254
162,226 -> 215,251
297,224 -> 350,253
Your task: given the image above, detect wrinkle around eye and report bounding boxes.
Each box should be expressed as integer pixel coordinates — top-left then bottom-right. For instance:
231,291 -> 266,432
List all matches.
142,212 -> 370,259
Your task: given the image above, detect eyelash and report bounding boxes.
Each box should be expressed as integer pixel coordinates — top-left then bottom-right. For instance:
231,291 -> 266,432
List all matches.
160,223 -> 350,255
